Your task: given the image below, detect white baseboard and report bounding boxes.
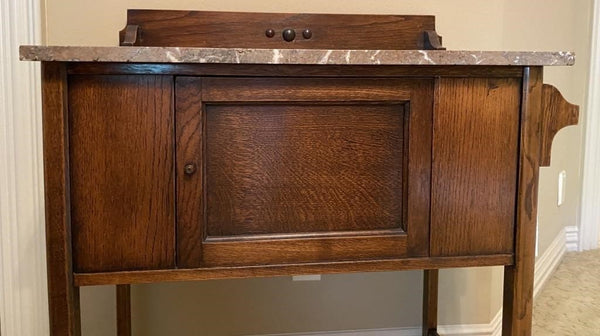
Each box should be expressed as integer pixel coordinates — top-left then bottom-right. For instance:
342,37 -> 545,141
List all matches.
438,308 -> 502,336
255,328 -> 422,336
256,321 -> 499,336
256,312 -> 502,336
256,228 -> 567,336
534,227 -> 567,298
565,225 -> 579,252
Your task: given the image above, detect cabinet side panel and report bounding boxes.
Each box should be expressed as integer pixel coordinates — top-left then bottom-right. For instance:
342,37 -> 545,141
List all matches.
69,75 -> 175,272
431,77 -> 520,256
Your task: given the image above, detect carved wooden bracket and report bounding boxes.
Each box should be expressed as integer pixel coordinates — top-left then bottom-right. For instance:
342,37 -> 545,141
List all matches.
119,24 -> 140,46
540,84 -> 579,166
424,30 -> 446,50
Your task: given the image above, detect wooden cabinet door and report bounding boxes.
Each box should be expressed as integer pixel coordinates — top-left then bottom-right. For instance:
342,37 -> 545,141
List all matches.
175,77 -> 433,268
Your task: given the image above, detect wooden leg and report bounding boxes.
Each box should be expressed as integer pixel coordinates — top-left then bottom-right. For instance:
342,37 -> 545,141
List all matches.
117,285 -> 132,336
423,269 -> 440,336
503,264 -> 535,336
42,62 -> 82,336
502,67 -> 543,336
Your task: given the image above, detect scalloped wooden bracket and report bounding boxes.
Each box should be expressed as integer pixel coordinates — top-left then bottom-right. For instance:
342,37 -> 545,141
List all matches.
540,84 -> 579,166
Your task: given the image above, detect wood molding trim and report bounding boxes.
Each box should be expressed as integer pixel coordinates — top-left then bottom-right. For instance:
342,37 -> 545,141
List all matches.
580,0 -> 600,251
0,0 -> 47,335
74,254 -> 514,286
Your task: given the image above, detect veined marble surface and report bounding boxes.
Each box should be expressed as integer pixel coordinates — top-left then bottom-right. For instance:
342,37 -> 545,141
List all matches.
20,46 -> 575,66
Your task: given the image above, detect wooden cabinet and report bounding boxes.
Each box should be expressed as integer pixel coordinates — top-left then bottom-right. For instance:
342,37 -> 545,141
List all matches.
22,10 -> 580,336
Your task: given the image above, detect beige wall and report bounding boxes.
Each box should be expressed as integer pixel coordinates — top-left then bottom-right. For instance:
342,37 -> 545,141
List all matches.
502,0 -> 592,257
44,0 -> 592,334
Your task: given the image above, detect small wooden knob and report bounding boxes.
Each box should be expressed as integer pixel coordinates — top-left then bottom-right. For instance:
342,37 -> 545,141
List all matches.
184,163 -> 197,175
265,29 -> 275,38
282,29 -> 296,42
302,29 -> 312,39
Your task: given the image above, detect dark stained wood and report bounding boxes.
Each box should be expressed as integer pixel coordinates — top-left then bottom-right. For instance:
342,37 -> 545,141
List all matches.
540,84 -> 580,166
74,254 -> 514,286
175,77 -> 204,267
35,11 -> 578,336
405,80 -> 434,257
67,63 -> 525,78
42,62 -> 81,336
201,77 -> 413,102
431,77 -> 521,257
203,235 -> 408,267
176,77 -> 432,267
119,25 -> 140,46
502,67 -> 543,336
205,103 -> 406,236
116,285 -> 132,336
120,10 -> 438,50
423,269 -> 439,336
68,75 -> 175,272
424,31 -> 446,50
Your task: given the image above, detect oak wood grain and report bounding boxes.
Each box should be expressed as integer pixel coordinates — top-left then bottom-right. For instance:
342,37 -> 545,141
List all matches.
540,84 -> 579,166
68,75 -> 175,272
406,80 -> 434,257
42,62 -> 81,336
74,254 -> 514,286
176,77 -> 432,267
120,10 -> 437,50
431,77 -> 521,256
201,77 -> 413,102
203,235 -> 408,267
175,77 -> 205,268
502,67 -> 543,336
205,103 -> 406,236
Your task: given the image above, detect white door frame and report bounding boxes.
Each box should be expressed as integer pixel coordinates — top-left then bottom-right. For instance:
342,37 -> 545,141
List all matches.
0,0 -> 48,335
580,0 -> 600,251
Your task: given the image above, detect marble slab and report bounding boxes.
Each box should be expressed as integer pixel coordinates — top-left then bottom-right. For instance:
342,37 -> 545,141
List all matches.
20,46 -> 575,66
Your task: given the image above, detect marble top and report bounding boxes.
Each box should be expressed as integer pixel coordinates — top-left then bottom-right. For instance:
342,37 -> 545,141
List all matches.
19,46 -> 575,66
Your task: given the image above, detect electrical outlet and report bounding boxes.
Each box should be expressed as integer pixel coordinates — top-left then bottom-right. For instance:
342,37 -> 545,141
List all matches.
557,170 -> 567,206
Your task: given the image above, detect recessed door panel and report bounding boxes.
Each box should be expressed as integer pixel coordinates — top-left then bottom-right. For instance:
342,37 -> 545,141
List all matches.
205,103 -> 406,237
